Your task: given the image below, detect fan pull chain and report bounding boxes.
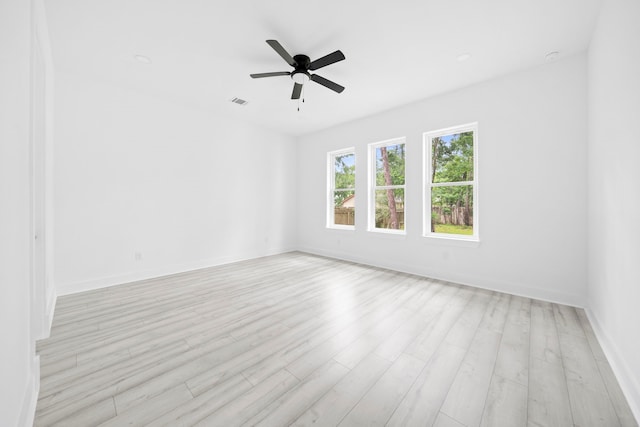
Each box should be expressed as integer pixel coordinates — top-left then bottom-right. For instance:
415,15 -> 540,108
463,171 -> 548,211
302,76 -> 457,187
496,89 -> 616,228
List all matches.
297,84 -> 305,112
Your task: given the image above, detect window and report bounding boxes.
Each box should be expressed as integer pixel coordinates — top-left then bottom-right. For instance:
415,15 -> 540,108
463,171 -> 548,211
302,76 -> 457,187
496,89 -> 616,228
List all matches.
369,138 -> 406,233
424,123 -> 478,240
327,148 -> 356,229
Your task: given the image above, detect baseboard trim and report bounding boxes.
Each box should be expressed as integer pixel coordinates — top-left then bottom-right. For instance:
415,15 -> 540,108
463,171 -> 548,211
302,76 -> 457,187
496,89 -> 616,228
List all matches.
17,355 -> 39,427
584,308 -> 640,423
57,248 -> 296,296
296,246 -> 585,308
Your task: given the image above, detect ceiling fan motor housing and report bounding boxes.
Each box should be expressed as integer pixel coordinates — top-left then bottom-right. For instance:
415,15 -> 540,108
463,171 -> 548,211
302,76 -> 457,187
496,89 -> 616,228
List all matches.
291,55 -> 311,84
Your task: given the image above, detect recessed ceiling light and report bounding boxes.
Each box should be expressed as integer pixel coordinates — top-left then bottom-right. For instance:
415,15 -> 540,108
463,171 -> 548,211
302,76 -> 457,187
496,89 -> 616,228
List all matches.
545,51 -> 560,62
134,54 -> 152,64
457,53 -> 472,62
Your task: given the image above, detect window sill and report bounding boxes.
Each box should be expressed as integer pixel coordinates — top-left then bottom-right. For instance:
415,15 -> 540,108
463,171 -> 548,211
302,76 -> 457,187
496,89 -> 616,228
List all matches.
423,234 -> 480,248
327,225 -> 355,231
368,228 -> 407,238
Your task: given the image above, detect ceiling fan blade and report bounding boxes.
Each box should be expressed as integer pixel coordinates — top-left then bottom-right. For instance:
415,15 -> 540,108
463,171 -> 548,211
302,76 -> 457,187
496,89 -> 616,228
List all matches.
266,40 -> 297,67
309,50 -> 345,71
310,74 -> 345,93
250,71 -> 291,78
291,82 -> 303,100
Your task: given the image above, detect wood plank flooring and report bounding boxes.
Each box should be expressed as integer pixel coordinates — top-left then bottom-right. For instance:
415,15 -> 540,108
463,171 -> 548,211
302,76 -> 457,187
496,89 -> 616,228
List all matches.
35,252 -> 637,426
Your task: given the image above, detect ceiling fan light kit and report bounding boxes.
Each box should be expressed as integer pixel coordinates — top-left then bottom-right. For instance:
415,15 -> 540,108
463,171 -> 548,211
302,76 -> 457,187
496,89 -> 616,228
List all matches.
291,71 -> 310,85
250,39 -> 345,102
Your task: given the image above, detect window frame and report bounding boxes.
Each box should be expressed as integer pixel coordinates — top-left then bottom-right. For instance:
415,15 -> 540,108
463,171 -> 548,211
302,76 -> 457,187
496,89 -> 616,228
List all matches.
368,137 -> 407,235
327,147 -> 356,230
423,123 -> 479,241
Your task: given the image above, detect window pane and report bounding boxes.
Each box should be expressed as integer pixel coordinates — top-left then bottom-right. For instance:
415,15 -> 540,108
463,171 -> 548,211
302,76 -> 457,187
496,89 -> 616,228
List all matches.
334,190 -> 355,226
334,153 -> 355,189
376,143 -> 405,186
432,132 -> 473,183
375,188 -> 405,229
430,185 -> 473,235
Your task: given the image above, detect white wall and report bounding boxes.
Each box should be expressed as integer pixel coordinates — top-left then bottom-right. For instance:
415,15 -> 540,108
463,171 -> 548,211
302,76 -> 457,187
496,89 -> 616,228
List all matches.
0,0 -> 39,425
54,73 -> 297,294
297,54 -> 588,306
587,0 -> 640,418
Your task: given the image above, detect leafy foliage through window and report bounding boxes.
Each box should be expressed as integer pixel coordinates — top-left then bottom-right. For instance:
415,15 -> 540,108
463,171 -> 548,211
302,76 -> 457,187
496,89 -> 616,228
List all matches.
425,124 -> 477,239
328,149 -> 355,228
370,140 -> 406,231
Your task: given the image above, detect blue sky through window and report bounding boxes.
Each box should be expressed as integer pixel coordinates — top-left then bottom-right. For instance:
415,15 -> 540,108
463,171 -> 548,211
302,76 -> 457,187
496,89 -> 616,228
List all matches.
335,153 -> 355,173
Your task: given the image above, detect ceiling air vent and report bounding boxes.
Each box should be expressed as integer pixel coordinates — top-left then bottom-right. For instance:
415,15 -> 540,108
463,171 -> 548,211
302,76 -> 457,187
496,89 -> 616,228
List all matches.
230,97 -> 249,106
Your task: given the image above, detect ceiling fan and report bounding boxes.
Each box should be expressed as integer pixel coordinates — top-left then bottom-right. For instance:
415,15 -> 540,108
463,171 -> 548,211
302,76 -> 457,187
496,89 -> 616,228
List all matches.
250,40 -> 345,100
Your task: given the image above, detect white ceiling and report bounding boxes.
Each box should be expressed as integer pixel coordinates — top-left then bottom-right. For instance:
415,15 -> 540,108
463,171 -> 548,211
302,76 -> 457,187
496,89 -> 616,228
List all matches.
44,0 -> 601,137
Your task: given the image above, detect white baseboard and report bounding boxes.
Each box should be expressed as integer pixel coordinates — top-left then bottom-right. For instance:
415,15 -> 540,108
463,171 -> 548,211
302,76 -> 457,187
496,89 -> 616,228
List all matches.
17,355 -> 39,427
296,246 -> 586,308
584,308 -> 640,423
57,247 -> 296,296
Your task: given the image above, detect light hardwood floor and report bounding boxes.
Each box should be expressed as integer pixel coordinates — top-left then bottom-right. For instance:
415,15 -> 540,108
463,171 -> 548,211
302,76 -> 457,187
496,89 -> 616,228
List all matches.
35,252 -> 637,426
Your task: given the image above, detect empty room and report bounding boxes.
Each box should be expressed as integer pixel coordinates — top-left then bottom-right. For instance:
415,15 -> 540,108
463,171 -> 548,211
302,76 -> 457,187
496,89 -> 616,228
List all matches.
1,0 -> 639,425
